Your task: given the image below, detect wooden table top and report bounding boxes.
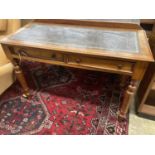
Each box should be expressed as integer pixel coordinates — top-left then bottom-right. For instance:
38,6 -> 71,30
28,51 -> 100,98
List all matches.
1,20 -> 154,62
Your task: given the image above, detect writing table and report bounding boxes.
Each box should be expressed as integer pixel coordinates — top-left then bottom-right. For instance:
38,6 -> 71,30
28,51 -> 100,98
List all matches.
0,20 -> 154,119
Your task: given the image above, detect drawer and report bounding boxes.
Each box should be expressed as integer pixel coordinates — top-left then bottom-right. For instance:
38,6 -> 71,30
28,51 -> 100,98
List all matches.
10,46 -> 134,75
11,47 -> 64,62
68,55 -> 134,74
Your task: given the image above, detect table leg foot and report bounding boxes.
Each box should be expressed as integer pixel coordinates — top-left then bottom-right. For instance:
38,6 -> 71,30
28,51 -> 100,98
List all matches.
117,111 -> 127,121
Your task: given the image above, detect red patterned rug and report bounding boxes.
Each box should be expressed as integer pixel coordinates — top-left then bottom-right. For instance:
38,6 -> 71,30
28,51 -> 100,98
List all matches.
0,61 -> 129,135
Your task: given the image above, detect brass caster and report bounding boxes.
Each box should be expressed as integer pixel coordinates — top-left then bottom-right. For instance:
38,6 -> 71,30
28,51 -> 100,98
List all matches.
22,92 -> 30,98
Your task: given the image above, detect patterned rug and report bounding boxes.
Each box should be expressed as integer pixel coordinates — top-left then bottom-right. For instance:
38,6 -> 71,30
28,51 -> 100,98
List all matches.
0,61 -> 129,135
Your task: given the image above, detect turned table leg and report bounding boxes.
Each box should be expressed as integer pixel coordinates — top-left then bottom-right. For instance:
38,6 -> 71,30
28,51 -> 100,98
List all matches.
14,65 -> 30,97
118,62 -> 149,119
118,80 -> 138,119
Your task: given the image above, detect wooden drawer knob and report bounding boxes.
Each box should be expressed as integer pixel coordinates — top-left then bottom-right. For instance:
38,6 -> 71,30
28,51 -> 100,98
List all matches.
117,64 -> 123,69
51,53 -> 56,59
76,58 -> 81,63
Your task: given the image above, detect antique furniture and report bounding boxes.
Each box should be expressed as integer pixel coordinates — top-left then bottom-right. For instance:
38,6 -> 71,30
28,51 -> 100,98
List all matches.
0,20 -> 154,119
137,63 -> 155,119
137,25 -> 155,119
0,19 -> 21,95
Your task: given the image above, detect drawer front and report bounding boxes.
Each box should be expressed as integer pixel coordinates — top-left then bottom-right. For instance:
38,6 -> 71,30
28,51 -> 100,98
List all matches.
10,46 -> 134,74
68,55 -> 134,74
12,47 -> 64,62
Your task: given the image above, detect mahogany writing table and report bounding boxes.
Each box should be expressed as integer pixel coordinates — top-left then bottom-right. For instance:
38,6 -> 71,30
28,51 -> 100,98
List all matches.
0,20 -> 154,119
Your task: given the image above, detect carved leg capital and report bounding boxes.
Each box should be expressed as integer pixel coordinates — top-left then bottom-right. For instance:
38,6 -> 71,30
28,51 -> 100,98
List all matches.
120,75 -> 129,88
